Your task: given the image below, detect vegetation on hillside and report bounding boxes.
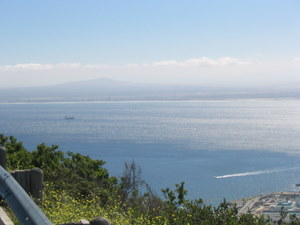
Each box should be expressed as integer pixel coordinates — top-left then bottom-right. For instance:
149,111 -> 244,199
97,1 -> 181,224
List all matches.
1,133 -> 299,224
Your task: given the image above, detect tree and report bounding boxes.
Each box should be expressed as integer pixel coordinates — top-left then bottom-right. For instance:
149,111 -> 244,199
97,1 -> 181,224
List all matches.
3,135 -> 33,170
31,143 -> 64,173
119,160 -> 150,204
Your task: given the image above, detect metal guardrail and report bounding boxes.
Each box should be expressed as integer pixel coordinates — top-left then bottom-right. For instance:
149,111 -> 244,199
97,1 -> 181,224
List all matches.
0,165 -> 52,225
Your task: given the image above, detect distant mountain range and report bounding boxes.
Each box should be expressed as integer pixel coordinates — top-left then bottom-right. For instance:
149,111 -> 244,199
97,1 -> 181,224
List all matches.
0,78 -> 299,103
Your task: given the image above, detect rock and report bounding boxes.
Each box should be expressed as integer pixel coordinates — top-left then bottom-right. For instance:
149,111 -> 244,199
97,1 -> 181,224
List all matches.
60,219 -> 90,225
80,219 -> 90,224
60,223 -> 86,225
90,217 -> 111,225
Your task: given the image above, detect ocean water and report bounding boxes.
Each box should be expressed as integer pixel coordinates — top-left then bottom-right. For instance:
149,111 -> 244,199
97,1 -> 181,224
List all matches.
1,99 -> 300,204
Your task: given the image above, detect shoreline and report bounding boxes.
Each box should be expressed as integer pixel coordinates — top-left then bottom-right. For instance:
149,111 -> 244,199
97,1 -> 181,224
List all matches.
232,191 -> 300,220
0,97 -> 299,105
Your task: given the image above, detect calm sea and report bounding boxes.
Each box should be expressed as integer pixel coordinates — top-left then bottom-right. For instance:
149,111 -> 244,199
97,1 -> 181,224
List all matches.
1,99 -> 300,204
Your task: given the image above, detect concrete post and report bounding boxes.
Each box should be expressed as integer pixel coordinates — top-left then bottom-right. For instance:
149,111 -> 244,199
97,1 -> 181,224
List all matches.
30,168 -> 43,200
0,147 -> 6,170
11,168 -> 44,200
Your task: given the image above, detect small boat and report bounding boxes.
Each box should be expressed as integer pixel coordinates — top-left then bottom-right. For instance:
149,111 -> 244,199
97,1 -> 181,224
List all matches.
65,115 -> 75,120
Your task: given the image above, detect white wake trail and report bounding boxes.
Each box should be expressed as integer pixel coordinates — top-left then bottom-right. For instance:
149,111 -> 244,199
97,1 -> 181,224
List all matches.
215,167 -> 300,179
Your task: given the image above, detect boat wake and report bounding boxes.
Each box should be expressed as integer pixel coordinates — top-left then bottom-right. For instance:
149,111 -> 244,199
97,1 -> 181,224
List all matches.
215,167 -> 300,179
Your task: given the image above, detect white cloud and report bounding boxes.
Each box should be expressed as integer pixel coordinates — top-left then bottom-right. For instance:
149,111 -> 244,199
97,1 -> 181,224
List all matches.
179,57 -> 217,66
293,57 -> 300,62
0,57 -> 299,88
2,63 -> 53,71
217,57 -> 250,66
84,64 -> 112,69
56,63 -> 81,68
150,57 -> 251,67
152,60 -> 178,66
0,63 -> 112,71
0,57 -> 251,73
1,63 -> 83,71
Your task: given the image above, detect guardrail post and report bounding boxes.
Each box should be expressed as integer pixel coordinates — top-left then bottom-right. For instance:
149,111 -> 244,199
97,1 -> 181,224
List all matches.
11,168 -> 44,201
30,168 -> 43,200
0,147 -> 6,170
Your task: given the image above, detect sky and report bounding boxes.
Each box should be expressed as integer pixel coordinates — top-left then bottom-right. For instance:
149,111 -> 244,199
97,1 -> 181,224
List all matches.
0,0 -> 299,88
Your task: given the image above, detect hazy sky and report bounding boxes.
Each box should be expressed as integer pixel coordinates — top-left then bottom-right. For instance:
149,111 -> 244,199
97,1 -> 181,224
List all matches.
0,0 -> 299,88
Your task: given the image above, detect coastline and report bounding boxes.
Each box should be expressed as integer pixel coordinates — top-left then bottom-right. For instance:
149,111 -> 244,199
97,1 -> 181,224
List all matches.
233,191 -> 300,221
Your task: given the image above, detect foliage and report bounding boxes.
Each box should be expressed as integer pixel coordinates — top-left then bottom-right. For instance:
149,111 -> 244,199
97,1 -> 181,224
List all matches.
42,187 -> 158,225
1,134 -> 117,200
31,143 -> 64,174
1,134 -> 298,224
2,135 -> 33,170
160,183 -> 268,225
40,182 -> 271,225
119,160 -> 153,204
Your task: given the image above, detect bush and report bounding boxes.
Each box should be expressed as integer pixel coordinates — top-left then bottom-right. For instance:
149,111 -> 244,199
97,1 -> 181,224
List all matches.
1,134 -> 279,224
1,134 -> 117,200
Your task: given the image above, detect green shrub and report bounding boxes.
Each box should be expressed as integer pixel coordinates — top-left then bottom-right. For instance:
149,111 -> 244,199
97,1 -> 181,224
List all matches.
1,134 -> 283,224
